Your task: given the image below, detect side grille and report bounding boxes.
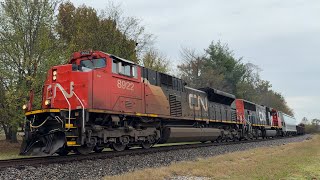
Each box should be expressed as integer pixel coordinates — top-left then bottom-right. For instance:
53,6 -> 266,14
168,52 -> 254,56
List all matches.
169,94 -> 182,117
125,100 -> 133,109
231,111 -> 237,121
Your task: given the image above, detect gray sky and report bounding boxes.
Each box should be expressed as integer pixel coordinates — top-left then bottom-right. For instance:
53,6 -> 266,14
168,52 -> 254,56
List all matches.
72,0 -> 320,122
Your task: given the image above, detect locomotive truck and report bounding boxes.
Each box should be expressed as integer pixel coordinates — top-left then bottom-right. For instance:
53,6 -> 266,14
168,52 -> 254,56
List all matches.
20,51 -> 300,156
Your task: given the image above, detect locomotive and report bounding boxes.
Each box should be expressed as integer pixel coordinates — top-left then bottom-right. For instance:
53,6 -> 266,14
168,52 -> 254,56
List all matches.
20,51 -> 301,156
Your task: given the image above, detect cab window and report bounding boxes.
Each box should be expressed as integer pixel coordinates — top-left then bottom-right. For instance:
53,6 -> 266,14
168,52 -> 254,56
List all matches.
93,58 -> 106,68
112,58 -> 137,78
81,60 -> 94,69
112,59 -> 118,73
122,63 -> 131,76
80,58 -> 106,71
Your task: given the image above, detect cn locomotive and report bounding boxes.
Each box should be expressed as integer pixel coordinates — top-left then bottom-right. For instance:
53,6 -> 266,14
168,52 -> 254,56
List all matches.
20,51 -> 303,156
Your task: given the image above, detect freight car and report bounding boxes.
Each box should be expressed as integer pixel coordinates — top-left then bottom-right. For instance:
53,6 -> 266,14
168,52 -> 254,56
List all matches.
279,112 -> 297,136
296,123 -> 305,135
20,51 -> 300,156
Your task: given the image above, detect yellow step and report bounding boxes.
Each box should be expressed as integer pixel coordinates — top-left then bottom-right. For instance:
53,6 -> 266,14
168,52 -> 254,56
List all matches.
66,136 -> 78,138
67,141 -> 80,146
65,124 -> 76,128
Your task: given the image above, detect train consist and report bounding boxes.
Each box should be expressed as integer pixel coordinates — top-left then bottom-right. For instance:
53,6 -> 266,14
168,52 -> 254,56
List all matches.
20,51 -> 304,156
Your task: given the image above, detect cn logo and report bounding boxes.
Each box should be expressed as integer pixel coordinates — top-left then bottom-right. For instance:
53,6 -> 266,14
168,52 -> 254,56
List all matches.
188,94 -> 208,112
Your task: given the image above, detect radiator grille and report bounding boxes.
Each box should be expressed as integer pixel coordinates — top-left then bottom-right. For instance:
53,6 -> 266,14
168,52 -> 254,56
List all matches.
169,94 -> 182,117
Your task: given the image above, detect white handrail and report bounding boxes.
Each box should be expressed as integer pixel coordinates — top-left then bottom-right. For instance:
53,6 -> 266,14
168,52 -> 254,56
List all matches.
54,82 -> 85,134
55,84 -> 71,131
74,92 -> 85,134
30,117 -> 49,129
246,117 -> 252,133
55,116 -> 64,128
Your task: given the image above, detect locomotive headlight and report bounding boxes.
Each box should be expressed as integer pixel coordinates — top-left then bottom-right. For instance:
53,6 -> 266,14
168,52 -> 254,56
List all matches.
22,104 -> 27,110
53,70 -> 57,81
44,99 -> 51,106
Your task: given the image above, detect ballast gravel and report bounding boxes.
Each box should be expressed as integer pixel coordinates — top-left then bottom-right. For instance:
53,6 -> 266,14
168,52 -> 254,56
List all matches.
0,134 -> 312,180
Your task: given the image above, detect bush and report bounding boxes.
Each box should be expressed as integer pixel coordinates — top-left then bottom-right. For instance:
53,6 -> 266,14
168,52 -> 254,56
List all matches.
305,124 -> 320,134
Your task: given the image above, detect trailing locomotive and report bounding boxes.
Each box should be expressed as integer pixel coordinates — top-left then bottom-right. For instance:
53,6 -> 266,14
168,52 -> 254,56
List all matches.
20,51 -> 302,156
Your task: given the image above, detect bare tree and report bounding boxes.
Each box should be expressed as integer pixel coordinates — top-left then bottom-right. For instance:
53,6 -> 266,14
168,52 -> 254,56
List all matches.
301,117 -> 309,125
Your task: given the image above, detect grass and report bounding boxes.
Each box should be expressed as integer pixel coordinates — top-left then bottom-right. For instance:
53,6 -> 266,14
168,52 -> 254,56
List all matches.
0,140 -> 22,160
105,135 -> 320,180
0,134 -> 24,160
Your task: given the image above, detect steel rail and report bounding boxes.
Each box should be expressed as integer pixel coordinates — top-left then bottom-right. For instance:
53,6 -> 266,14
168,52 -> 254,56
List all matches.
0,136 -> 298,170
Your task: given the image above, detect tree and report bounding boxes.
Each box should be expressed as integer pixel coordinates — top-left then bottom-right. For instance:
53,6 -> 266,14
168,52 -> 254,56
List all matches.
0,0 -> 61,142
101,1 -> 154,59
178,47 -> 210,88
57,1 -> 154,63
304,118 -> 320,133
178,41 -> 246,93
57,2 -> 137,61
311,119 -> 320,126
301,117 -> 309,125
142,48 -> 170,73
177,41 -> 294,116
236,63 -> 262,101
204,41 -> 247,93
237,63 -> 293,115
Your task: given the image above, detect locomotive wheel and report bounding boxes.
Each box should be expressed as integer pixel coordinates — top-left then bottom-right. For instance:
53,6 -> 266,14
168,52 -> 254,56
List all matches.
111,143 -> 126,151
141,142 -> 152,149
75,145 -> 94,155
215,137 -> 222,143
93,146 -> 104,153
57,148 -> 69,156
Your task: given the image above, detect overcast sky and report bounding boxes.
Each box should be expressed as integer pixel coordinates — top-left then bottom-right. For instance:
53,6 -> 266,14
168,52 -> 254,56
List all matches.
72,0 -> 320,122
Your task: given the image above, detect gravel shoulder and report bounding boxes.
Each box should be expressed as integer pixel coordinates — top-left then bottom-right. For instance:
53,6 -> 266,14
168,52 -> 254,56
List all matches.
110,134 -> 319,180
0,135 -> 312,180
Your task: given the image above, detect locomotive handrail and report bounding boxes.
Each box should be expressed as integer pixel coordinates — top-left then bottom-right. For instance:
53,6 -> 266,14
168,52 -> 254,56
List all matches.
246,118 -> 252,132
55,116 -> 64,128
55,84 -> 72,131
30,116 -> 50,129
74,92 -> 85,134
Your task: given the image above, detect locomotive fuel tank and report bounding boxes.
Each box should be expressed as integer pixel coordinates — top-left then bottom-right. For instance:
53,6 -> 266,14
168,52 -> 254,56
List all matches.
161,127 -> 220,143
265,130 -> 277,137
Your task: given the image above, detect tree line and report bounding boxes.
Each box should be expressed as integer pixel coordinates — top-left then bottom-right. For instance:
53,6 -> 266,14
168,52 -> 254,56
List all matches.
177,42 -> 293,116
0,0 -> 293,143
300,117 -> 320,133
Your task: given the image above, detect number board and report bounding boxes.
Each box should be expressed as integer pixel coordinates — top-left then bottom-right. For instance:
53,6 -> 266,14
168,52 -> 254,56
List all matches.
117,79 -> 134,91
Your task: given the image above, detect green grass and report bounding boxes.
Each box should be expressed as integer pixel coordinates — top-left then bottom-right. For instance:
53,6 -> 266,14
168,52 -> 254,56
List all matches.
154,141 -> 200,147
0,150 -> 21,160
0,140 -> 23,160
0,134 -> 24,160
105,135 -> 320,180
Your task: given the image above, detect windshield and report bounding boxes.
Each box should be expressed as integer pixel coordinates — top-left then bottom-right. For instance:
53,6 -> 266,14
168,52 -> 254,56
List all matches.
80,58 -> 106,71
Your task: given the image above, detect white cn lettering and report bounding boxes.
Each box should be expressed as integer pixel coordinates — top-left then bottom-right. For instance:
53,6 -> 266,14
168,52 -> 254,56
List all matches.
54,82 -> 74,98
189,94 -> 208,112
199,96 -> 208,112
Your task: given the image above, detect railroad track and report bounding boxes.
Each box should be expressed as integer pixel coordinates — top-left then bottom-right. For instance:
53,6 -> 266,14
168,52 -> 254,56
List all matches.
0,136 -> 295,169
